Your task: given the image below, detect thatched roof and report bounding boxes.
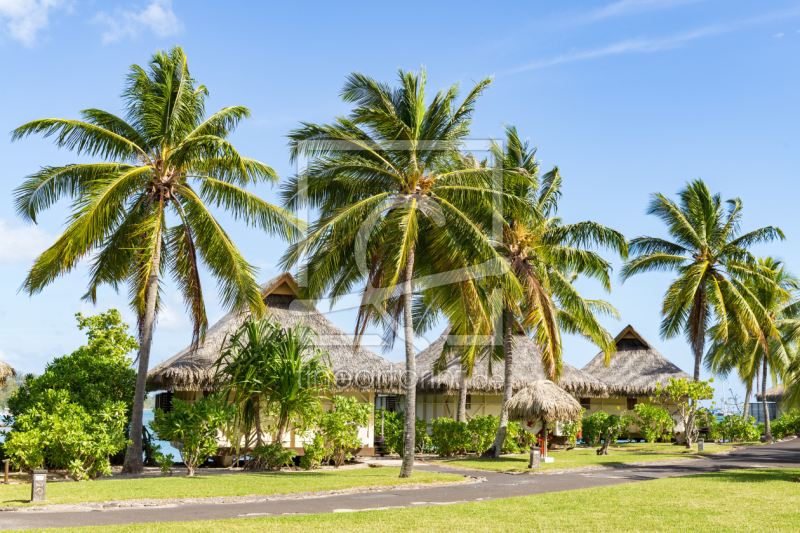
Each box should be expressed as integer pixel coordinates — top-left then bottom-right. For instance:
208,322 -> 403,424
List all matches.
0,360 -> 16,387
756,384 -> 785,402
581,325 -> 692,397
148,272 -> 403,393
416,328 -> 609,397
506,380 -> 583,423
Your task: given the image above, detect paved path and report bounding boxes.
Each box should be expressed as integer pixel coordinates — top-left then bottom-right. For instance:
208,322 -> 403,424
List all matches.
2,439 -> 798,530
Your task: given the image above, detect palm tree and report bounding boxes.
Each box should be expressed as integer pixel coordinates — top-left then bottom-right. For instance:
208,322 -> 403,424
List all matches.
621,179 -> 784,381
11,47 -> 300,474
281,70 -> 523,478
481,127 -> 626,456
706,258 -> 800,442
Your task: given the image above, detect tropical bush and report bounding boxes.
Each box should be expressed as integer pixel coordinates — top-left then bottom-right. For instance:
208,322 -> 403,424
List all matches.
251,443 -> 295,471
154,447 -> 175,476
430,418 -> 472,457
383,411 -> 430,457
4,389 -> 129,480
560,409 -> 585,447
316,396 -> 371,467
581,412 -> 609,445
634,403 -> 675,443
149,394 -> 235,476
771,409 -> 800,439
4,310 -> 136,479
710,414 -> 760,442
300,434 -> 329,470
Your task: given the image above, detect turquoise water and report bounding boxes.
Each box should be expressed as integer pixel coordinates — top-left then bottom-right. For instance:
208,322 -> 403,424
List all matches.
143,410 -> 182,460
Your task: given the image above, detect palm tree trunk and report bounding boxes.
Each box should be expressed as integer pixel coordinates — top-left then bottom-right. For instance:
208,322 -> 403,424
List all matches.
692,280 -> 707,381
742,380 -> 752,420
457,370 -> 467,423
122,228 -> 162,475
254,398 -> 263,447
400,245 -> 417,479
762,359 -> 772,442
487,306 -> 514,458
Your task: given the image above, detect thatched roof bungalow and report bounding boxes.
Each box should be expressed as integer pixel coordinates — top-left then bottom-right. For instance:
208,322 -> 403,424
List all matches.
416,328 -> 609,397
756,385 -> 786,402
148,272 -> 403,394
581,325 -> 692,398
0,360 -> 16,387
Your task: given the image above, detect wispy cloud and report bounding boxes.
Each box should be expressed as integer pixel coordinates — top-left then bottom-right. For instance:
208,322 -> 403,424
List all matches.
580,0 -> 710,23
0,219 -> 54,265
775,33 -> 784,38
93,0 -> 182,44
508,8 -> 800,74
0,0 -> 70,46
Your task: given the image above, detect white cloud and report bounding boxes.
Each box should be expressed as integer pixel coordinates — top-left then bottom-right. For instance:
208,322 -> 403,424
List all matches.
0,0 -> 70,46
0,219 -> 54,265
0,349 -> 22,363
509,7 -> 800,73
93,0 -> 182,44
775,33 -> 784,38
580,0 -> 709,23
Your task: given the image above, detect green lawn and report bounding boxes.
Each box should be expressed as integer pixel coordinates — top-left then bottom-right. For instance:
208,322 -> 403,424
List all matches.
608,441 -> 759,455
0,468 -> 461,507
440,447 -> 698,472
27,468 -> 800,533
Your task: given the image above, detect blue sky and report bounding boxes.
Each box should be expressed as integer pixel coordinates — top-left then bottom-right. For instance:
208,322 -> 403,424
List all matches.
1,0 -> 798,408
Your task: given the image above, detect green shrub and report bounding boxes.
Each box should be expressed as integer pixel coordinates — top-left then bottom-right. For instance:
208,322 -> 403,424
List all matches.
581,412 -> 609,445
153,447 -> 175,476
252,443 -> 295,470
710,414 -> 759,442
771,409 -> 800,439
149,393 -> 234,476
317,396 -> 371,467
383,411 -> 429,456
634,403 -> 674,443
4,389 -> 128,480
430,418 -> 472,457
465,415 -> 496,454
300,434 -> 329,470
560,409 -> 585,447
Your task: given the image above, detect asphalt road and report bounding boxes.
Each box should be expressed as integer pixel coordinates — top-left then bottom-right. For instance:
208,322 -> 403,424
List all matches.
2,439 -> 798,530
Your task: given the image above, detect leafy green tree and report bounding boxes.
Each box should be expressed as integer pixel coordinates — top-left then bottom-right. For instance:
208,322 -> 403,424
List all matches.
655,377 -> 715,448
281,70 -> 519,477
150,393 -> 234,476
706,257 -> 800,442
621,180 -> 784,380
8,310 -> 137,418
11,47 -> 300,474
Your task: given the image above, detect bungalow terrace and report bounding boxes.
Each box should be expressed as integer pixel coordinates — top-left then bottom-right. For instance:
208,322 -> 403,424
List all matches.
147,272 -> 403,456
581,325 -> 693,437
414,327 -> 609,431
755,385 -> 787,422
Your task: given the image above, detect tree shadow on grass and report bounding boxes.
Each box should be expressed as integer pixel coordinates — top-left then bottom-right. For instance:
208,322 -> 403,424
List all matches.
678,468 -> 800,484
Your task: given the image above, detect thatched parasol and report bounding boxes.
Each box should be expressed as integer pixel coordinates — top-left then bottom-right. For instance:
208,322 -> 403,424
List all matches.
416,327 -> 608,397
756,384 -> 785,402
0,360 -> 16,387
148,272 -> 403,394
506,380 -> 583,424
581,325 -> 691,397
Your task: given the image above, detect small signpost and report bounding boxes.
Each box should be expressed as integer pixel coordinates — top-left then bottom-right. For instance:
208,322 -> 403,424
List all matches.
698,439 -> 704,452
528,448 -> 540,469
31,470 -> 47,502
